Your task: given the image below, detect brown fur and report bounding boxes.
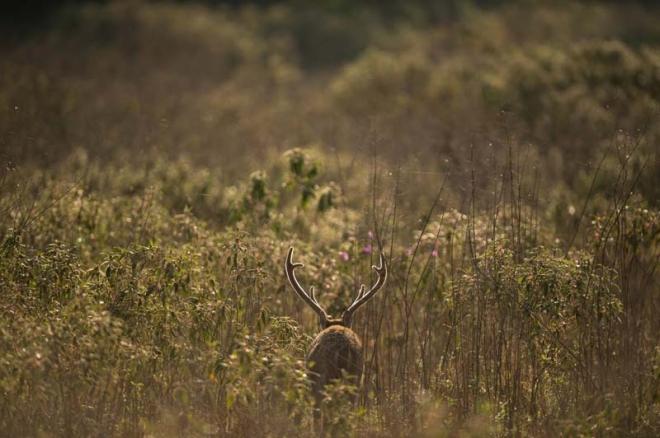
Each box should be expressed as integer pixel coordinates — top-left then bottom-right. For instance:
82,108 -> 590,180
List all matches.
307,325 -> 363,400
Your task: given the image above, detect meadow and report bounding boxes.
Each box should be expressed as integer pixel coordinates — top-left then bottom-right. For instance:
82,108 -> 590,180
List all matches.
0,1 -> 658,436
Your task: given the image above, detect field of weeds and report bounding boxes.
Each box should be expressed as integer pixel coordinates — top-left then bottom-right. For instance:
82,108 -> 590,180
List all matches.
1,1 -> 658,436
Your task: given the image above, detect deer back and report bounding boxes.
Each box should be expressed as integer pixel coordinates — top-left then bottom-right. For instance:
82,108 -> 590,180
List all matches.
307,325 -> 363,396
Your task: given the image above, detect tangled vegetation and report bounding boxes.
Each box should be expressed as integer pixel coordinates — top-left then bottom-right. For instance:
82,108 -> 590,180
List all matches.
1,1 -> 658,436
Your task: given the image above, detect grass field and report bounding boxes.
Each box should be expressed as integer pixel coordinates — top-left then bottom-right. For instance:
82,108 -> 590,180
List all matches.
1,1 -> 658,436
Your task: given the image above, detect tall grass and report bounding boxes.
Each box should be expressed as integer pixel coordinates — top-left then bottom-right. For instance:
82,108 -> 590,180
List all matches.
0,142 -> 656,436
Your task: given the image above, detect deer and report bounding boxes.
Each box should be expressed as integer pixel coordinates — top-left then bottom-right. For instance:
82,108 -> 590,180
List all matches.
284,247 -> 387,404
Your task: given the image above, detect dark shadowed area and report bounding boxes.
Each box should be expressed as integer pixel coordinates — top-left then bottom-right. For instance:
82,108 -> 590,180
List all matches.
0,0 -> 658,436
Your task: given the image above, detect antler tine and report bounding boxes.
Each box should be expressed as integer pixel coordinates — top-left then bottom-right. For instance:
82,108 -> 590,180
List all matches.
310,286 -> 321,305
285,247 -> 329,322
344,253 -> 387,316
356,284 -> 366,300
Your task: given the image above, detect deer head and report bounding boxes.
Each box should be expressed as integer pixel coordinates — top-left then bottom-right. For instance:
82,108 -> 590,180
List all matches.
284,247 -> 387,328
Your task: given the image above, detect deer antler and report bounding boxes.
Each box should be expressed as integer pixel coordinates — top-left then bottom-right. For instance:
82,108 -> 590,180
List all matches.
285,247 -> 330,324
344,253 -> 387,318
